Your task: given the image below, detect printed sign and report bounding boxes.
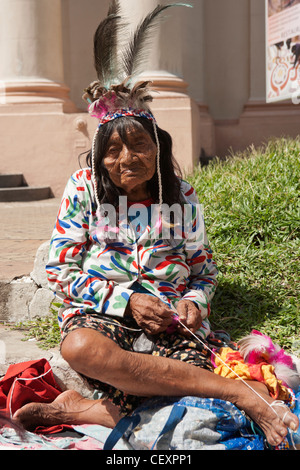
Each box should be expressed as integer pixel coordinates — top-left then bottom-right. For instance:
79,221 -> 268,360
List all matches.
266,0 -> 300,102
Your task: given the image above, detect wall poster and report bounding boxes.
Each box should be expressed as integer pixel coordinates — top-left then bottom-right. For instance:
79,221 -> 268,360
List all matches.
266,0 -> 300,103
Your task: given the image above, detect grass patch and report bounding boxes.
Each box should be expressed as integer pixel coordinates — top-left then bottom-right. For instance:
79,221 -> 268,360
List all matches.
15,303 -> 61,350
187,137 -> 300,350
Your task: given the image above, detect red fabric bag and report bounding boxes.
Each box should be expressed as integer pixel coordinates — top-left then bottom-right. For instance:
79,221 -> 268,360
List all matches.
0,358 -> 69,433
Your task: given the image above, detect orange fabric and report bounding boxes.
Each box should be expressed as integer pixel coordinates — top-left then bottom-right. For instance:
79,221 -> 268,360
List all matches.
213,347 -> 290,400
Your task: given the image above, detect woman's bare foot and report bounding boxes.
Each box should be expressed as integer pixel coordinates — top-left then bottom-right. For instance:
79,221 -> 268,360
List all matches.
13,390 -> 123,432
232,380 -> 299,447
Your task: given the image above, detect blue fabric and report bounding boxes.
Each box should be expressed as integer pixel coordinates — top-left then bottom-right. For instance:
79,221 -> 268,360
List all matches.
130,280 -> 155,295
290,391 -> 300,447
151,404 -> 187,450
103,413 -> 141,450
103,396 -> 266,450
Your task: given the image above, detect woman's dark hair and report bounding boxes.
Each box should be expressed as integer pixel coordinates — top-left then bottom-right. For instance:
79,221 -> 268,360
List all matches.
85,116 -> 183,208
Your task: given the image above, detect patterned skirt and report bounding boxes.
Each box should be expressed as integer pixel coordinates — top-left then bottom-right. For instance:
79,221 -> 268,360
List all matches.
61,313 -> 214,415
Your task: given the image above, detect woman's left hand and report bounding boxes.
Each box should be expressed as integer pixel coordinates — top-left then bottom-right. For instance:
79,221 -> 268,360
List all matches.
176,300 -> 205,336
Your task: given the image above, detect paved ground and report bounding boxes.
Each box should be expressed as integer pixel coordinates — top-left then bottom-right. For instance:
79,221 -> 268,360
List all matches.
0,323 -> 57,375
0,198 -> 60,281
0,198 -> 61,372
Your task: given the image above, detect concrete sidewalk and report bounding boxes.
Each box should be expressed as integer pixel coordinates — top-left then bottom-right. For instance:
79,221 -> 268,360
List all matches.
0,198 -> 60,281
0,198 -> 58,362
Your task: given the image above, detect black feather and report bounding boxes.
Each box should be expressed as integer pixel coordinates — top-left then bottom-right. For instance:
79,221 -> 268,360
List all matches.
93,0 -> 123,87
107,0 -> 120,16
122,3 -> 192,81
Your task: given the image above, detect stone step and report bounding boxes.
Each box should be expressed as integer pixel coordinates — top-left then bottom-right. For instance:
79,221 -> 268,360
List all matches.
0,241 -> 52,324
0,186 -> 53,202
0,174 -> 26,188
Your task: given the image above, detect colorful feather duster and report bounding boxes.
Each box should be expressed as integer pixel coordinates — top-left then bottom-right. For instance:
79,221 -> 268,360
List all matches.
238,330 -> 300,391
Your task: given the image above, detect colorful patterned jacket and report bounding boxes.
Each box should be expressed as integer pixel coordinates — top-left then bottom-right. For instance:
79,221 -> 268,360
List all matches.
47,169 -> 218,336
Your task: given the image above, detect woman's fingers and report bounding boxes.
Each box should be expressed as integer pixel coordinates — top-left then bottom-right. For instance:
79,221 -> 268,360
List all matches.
176,300 -> 203,335
129,293 -> 173,334
128,295 -> 206,336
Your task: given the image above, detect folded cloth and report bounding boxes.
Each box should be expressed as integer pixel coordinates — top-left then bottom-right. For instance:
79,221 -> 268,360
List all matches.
213,347 -> 290,401
0,358 -> 69,434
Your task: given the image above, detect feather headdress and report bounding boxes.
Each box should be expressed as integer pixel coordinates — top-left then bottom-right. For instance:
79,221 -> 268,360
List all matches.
83,1 -> 192,212
83,1 -> 192,121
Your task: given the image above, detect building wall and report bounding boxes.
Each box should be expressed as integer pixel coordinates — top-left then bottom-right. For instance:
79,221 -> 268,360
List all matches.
204,0 -> 250,121
0,0 -> 299,198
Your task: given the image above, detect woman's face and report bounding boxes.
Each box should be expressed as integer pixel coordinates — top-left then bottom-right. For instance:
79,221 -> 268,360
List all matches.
103,125 -> 157,200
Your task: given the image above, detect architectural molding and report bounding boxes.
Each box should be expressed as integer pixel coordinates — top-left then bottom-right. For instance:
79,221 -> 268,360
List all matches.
214,99 -> 300,157
139,71 -> 189,97
0,80 -> 77,113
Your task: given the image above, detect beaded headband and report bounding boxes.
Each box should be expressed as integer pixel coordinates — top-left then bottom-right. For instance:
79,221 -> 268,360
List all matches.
90,107 -> 162,213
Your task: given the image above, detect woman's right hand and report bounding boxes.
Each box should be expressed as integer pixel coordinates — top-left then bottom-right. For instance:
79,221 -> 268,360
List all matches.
125,293 -> 174,335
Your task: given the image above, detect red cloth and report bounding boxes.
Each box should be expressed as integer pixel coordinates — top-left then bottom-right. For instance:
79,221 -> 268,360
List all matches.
0,358 -> 71,434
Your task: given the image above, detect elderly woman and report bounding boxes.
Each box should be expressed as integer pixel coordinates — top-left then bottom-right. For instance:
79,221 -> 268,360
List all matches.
13,3 -> 299,447
14,113 -> 298,447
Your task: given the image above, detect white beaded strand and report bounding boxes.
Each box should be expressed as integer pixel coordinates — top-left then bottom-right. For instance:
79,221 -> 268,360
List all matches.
152,120 -> 163,208
91,126 -> 101,215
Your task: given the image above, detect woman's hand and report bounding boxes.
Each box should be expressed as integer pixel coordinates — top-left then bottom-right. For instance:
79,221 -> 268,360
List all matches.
176,300 -> 205,336
126,293 -> 173,335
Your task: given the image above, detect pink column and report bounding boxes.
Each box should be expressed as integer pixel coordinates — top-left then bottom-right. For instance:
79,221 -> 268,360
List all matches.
0,0 -> 76,111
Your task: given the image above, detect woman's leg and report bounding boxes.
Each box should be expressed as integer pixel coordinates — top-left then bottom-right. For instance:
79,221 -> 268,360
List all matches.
14,328 -> 299,446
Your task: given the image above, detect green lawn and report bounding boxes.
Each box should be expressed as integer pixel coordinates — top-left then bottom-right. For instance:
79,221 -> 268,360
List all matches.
187,137 -> 300,351
19,137 -> 300,352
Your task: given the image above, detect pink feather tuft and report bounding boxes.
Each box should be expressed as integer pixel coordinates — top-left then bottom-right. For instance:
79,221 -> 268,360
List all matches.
238,330 -> 300,390
89,100 -> 109,120
271,348 -> 294,368
89,94 -> 118,120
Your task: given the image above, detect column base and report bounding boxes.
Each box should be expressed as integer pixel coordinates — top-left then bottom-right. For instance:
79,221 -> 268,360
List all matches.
214,99 -> 300,158
0,105 -> 97,198
0,79 -> 78,113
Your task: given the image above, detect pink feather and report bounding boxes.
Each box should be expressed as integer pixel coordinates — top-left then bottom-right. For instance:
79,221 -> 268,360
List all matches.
238,330 -> 300,390
89,94 -> 118,120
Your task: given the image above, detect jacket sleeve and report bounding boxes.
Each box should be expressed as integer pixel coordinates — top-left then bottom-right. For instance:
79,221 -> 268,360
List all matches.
181,183 -> 218,319
46,170 -> 133,328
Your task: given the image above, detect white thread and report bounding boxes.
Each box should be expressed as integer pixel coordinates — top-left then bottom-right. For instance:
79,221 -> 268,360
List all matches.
175,317 -> 275,407
9,367 -> 53,420
95,318 -> 142,332
173,313 -> 298,445
270,401 -> 297,450
270,400 -> 290,423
